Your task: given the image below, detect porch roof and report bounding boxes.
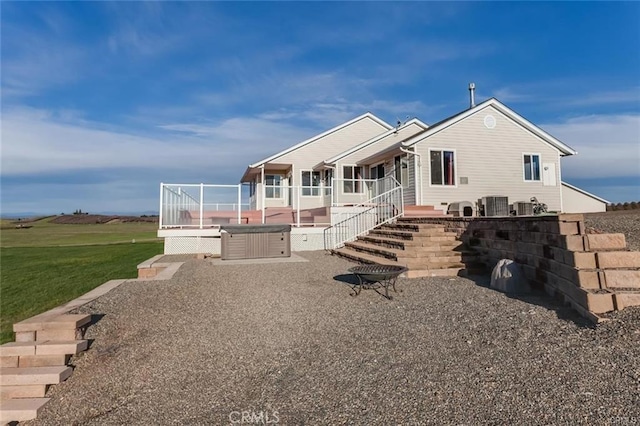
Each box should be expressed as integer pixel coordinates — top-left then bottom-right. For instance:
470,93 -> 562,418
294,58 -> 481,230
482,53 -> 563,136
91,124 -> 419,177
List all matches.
240,163 -> 292,182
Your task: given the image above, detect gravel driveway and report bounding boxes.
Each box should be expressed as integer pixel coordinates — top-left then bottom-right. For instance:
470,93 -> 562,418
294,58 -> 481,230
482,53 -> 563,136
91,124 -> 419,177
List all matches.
27,251 -> 639,426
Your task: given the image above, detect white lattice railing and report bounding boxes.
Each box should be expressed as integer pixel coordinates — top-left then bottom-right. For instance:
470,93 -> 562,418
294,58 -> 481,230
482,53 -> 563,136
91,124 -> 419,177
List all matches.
323,179 -> 404,250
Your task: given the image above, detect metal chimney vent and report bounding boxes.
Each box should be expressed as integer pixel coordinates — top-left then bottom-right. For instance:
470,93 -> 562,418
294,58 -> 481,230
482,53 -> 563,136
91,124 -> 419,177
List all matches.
468,82 -> 476,108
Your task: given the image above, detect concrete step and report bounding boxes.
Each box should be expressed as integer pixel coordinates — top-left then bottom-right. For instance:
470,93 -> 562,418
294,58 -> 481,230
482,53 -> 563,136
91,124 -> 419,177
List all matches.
0,384 -> 47,401
0,397 -> 50,423
0,366 -> 72,386
405,268 -> 464,278
404,205 -> 436,212
1,340 -> 88,357
19,355 -> 70,368
13,314 -> 91,333
382,223 -> 445,232
369,229 -> 416,240
358,235 -> 421,250
1,354 -> 69,369
334,248 -> 468,279
333,248 -> 397,266
344,241 -> 402,260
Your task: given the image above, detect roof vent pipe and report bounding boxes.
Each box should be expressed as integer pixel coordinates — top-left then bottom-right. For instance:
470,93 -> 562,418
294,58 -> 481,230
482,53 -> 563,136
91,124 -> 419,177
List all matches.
468,82 -> 476,108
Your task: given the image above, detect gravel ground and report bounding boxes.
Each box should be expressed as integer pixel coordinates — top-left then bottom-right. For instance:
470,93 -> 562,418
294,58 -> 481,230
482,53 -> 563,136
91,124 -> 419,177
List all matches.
27,251 -> 639,426
585,210 -> 640,252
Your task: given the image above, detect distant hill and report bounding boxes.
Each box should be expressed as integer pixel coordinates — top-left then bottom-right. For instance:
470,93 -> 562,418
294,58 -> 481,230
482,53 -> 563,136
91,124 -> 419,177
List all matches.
50,214 -> 158,225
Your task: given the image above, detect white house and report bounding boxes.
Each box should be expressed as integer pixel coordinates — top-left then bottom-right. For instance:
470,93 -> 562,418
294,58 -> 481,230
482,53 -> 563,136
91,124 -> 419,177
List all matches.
158,92 -> 609,254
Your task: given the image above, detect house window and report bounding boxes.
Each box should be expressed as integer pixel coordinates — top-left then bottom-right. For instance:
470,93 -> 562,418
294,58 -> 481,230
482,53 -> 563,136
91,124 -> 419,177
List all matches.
301,170 -> 321,196
430,150 -> 455,186
395,155 -> 409,188
265,174 -> 282,198
523,154 -> 541,181
343,165 -> 364,193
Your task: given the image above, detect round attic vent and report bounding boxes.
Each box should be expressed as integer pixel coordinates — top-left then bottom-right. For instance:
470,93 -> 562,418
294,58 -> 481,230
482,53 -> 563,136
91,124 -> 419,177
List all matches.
484,115 -> 496,129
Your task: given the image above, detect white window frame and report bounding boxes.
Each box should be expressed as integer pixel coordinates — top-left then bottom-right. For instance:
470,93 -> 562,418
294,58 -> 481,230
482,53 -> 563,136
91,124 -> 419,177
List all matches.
301,170 -> 321,197
428,149 -> 457,187
342,165 -> 364,194
264,174 -> 283,199
523,153 -> 541,182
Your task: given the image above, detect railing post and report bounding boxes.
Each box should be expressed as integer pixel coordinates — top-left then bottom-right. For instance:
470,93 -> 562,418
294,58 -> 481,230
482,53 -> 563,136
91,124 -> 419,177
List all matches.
237,184 -> 242,224
199,183 -> 204,229
296,186 -> 301,228
159,183 -> 164,229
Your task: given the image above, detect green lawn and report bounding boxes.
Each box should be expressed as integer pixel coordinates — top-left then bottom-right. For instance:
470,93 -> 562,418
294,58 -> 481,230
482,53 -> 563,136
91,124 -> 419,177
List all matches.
1,217 -> 159,247
0,217 -> 164,344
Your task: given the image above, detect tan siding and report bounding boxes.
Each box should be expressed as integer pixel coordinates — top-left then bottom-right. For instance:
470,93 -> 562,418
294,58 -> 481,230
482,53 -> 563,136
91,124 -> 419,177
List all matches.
415,105 -> 563,212
277,116 -> 388,186
336,123 -> 425,166
562,185 -> 607,213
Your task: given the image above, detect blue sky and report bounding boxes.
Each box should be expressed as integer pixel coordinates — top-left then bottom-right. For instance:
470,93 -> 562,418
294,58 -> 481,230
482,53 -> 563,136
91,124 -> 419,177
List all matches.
2,1 -> 639,215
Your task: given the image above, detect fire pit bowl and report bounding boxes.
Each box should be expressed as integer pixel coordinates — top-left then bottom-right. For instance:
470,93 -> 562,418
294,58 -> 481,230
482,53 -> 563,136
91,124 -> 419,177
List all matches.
348,264 -> 408,299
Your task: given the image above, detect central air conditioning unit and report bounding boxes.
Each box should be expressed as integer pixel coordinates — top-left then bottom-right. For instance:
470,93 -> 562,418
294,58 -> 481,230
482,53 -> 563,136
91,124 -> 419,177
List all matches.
512,201 -> 534,216
480,196 -> 509,217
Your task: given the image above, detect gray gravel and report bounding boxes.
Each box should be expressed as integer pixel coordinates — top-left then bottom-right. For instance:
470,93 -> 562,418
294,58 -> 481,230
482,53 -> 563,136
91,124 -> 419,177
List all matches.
28,251 -> 639,426
585,210 -> 640,252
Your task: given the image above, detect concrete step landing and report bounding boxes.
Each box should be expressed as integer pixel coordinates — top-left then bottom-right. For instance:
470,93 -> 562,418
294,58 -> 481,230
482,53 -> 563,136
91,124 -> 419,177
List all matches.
0,397 -> 50,423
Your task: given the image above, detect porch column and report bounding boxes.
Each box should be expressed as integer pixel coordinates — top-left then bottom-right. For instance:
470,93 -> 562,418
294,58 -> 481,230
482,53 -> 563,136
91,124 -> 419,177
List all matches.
261,166 -> 266,224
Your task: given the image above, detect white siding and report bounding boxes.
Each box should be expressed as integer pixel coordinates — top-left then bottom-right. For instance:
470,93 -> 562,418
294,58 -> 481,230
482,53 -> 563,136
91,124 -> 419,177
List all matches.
277,116 -> 388,187
336,123 -> 425,166
414,105 -> 563,212
562,184 -> 607,213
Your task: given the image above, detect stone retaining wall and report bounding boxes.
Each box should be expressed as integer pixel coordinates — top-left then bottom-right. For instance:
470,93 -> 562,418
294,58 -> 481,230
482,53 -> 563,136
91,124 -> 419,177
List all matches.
408,215 -> 640,320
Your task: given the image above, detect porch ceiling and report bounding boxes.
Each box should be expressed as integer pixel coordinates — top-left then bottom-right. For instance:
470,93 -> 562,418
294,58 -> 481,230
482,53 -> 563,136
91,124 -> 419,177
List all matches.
357,144 -> 404,166
240,163 -> 292,182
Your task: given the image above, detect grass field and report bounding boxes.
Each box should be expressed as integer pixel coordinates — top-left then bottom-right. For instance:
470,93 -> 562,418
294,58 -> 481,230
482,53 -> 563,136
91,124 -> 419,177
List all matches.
1,216 -> 159,247
0,216 -> 163,343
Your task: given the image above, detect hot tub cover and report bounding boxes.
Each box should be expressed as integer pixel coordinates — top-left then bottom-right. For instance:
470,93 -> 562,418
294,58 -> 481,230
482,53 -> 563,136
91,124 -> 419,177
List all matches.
220,224 -> 291,234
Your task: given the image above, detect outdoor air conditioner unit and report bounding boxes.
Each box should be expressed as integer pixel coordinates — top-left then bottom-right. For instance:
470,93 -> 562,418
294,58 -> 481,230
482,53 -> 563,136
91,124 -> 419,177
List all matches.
480,196 -> 509,217
512,201 -> 534,216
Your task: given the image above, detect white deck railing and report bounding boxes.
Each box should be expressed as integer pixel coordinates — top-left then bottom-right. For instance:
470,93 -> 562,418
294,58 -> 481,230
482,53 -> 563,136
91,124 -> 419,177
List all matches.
160,177 -> 403,230
323,178 -> 404,250
160,183 -> 246,229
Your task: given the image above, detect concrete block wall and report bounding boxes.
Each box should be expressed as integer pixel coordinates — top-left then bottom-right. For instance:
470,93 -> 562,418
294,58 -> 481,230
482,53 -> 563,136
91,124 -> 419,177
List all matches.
409,214 -> 640,319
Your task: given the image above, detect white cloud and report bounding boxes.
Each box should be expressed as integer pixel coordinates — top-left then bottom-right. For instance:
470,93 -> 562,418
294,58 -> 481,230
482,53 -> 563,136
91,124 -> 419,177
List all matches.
541,114 -> 640,179
1,108 -> 315,178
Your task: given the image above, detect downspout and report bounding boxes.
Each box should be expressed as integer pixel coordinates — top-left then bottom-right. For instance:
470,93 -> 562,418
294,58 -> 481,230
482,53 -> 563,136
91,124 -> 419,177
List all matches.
558,153 -> 564,213
260,165 -> 265,224
400,147 -> 422,205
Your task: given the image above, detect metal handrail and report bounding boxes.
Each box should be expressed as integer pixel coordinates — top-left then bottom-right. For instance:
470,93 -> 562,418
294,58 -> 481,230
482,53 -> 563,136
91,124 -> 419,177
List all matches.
323,180 -> 404,250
